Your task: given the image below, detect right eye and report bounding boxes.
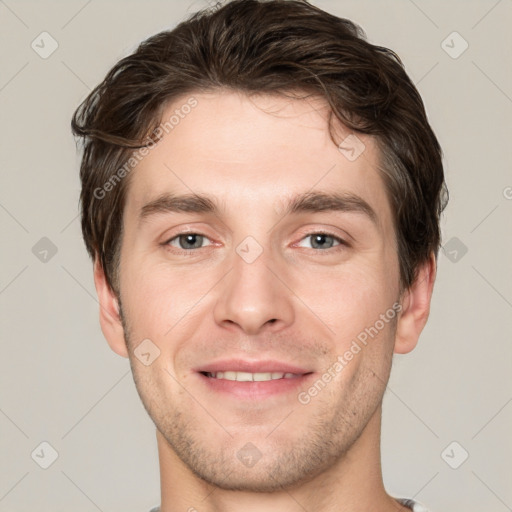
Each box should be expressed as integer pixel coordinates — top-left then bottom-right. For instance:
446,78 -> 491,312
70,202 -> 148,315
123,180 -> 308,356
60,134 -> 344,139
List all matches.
165,233 -> 212,251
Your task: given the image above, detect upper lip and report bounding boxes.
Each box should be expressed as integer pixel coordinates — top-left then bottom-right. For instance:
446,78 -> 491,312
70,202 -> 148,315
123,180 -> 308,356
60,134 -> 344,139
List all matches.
195,359 -> 313,374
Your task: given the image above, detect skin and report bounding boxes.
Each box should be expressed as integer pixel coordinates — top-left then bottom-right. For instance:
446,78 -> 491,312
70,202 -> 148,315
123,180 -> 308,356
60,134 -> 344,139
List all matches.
94,90 -> 436,512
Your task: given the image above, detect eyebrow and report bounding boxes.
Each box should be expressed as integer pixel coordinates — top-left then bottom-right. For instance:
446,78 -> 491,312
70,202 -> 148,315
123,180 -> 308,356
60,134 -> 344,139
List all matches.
138,190 -> 377,225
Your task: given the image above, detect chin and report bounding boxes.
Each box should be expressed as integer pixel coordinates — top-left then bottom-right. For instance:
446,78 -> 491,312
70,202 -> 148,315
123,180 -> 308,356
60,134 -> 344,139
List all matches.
192,464 -> 312,493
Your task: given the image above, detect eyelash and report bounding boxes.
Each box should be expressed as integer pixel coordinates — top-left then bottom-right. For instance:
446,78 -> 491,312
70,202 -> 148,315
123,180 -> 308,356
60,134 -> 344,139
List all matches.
163,231 -> 348,254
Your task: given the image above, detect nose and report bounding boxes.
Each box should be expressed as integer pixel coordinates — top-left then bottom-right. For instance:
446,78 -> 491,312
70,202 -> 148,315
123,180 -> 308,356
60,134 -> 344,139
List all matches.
213,246 -> 295,336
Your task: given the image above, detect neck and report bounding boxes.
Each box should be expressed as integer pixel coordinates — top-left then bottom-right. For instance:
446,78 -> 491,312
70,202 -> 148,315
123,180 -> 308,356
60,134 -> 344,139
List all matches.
156,405 -> 406,512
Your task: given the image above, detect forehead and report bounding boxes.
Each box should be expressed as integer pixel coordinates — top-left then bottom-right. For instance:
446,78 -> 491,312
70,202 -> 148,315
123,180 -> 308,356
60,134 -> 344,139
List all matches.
124,90 -> 393,230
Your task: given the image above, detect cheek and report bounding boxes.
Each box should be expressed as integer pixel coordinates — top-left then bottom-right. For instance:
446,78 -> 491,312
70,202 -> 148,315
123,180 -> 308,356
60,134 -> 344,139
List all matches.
290,257 -> 400,390
120,257 -> 206,334
293,258 -> 399,340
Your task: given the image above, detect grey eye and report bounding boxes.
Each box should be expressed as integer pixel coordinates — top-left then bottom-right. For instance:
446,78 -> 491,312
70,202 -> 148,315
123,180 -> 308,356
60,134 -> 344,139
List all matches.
297,233 -> 342,250
168,233 -> 210,250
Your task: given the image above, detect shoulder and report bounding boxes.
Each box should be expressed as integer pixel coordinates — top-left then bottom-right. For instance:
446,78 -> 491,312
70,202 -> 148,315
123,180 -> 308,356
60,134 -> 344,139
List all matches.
396,498 -> 431,511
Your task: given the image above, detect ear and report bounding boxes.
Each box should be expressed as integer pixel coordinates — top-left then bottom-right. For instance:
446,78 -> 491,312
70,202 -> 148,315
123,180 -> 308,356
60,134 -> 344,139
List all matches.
93,259 -> 128,358
394,252 -> 437,354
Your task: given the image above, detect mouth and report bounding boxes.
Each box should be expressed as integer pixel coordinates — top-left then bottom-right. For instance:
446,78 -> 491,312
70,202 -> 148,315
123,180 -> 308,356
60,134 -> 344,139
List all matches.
200,371 -> 304,381
195,360 -> 315,400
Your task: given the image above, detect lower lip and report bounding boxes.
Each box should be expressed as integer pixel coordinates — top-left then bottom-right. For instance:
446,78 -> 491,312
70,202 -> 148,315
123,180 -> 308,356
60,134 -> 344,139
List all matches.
197,372 -> 315,400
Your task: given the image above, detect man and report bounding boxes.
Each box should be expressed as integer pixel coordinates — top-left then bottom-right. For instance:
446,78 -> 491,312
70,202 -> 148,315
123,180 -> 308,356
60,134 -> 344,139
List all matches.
72,0 -> 447,510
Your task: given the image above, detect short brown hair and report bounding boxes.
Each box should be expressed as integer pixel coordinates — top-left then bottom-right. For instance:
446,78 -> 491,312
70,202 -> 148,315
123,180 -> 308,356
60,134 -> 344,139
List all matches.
72,0 -> 447,293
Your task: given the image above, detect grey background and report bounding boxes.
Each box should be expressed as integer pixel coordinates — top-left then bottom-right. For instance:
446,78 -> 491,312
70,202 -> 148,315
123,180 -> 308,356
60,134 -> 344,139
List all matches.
1,0 -> 511,510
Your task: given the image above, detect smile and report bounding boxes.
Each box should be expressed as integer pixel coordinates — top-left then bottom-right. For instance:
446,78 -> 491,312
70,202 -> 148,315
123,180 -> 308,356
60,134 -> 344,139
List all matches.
203,371 -> 302,381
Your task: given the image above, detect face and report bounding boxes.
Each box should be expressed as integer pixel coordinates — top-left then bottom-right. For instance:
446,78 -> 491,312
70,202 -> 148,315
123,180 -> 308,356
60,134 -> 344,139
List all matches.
114,90 -> 404,491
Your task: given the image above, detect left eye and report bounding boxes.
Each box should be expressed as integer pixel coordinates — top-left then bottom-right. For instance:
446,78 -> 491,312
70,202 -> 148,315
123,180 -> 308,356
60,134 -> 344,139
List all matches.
166,233 -> 212,250
297,233 -> 344,250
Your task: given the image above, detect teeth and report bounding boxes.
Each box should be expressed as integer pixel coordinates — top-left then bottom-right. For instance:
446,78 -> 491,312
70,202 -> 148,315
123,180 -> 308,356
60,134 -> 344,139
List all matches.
207,371 -> 299,381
